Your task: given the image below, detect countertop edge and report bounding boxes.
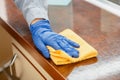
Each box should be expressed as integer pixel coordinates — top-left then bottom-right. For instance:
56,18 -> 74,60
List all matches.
0,17 -> 65,80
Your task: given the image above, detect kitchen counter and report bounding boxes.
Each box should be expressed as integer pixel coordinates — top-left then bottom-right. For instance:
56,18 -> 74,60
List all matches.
0,0 -> 120,80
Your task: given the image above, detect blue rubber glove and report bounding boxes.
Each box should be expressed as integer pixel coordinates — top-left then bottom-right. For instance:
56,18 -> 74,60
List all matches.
30,20 -> 80,58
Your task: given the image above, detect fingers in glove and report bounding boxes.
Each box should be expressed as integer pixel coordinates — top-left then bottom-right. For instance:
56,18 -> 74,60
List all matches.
49,42 -> 62,50
65,38 -> 80,48
33,37 -> 50,58
57,38 -> 79,58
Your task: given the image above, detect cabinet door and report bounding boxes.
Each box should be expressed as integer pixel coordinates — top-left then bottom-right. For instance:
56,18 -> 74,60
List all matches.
0,25 -> 13,67
12,45 -> 46,80
11,38 -> 53,80
0,25 -> 13,80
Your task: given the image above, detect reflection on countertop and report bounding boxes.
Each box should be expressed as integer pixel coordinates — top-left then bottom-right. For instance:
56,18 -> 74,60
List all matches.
0,0 -> 120,80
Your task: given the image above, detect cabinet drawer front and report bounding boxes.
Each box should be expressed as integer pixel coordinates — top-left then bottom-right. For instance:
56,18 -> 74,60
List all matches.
12,38 -> 53,80
12,45 -> 46,80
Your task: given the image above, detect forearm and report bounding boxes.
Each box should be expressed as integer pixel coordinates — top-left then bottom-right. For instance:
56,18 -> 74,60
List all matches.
13,0 -> 48,25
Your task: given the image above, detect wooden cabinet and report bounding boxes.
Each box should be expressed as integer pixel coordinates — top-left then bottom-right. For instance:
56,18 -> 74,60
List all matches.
12,38 -> 53,80
12,45 -> 45,80
0,25 -> 13,80
0,25 -> 13,67
0,26 -> 53,80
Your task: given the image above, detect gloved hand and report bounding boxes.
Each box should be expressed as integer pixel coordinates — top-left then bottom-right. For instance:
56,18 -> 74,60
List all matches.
30,20 -> 80,58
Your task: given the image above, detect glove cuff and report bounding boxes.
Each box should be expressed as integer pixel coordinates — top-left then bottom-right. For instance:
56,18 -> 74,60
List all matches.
29,20 -> 52,34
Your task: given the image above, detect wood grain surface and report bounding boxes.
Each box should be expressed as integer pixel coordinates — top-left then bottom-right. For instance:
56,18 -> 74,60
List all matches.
0,0 -> 120,80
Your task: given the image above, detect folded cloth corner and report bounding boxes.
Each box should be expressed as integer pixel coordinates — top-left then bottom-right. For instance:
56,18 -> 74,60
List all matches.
47,29 -> 98,65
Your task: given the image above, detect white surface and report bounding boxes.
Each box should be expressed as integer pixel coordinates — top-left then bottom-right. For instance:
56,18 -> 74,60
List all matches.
67,57 -> 120,80
48,0 -> 72,6
85,0 -> 120,17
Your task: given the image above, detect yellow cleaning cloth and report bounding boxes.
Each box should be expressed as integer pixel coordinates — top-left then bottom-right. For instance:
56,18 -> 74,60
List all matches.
47,29 -> 98,65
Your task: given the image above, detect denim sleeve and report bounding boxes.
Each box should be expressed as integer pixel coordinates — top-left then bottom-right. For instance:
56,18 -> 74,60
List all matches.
13,0 -> 48,25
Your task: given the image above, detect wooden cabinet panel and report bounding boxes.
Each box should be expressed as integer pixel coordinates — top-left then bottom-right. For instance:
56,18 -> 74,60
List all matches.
12,45 -> 45,80
12,38 -> 53,80
0,24 -> 53,80
0,25 -> 13,67
0,25 -> 53,80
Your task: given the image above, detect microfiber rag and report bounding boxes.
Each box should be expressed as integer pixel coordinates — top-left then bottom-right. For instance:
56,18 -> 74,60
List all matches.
47,29 -> 98,65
